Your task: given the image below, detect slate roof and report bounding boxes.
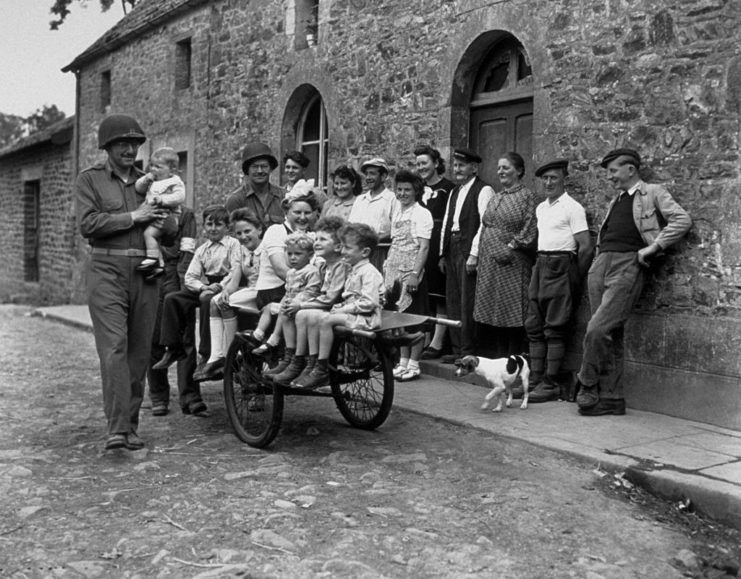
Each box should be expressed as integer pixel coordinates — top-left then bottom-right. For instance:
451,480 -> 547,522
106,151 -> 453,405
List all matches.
0,116 -> 75,159
62,0 -> 211,72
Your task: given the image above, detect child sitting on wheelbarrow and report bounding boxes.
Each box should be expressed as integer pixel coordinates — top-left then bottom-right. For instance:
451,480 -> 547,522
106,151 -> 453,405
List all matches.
291,222 -> 384,390
250,232 -> 322,357
268,216 -> 351,385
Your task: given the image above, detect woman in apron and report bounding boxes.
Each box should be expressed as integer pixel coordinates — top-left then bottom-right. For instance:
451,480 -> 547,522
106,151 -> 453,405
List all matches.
383,170 -> 433,381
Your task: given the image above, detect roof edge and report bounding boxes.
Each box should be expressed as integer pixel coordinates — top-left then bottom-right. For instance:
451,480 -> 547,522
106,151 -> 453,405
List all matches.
62,0 -> 212,73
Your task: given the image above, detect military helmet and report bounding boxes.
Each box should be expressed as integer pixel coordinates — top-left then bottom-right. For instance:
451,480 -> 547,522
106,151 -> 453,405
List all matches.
241,142 -> 278,174
98,114 -> 146,149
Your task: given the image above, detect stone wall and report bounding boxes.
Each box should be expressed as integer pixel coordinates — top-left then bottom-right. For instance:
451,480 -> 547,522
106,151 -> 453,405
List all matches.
0,144 -> 76,304
67,0 -> 740,425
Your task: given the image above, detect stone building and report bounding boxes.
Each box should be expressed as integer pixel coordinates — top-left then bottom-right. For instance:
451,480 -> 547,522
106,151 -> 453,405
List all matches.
0,116 -> 79,304
57,0 -> 741,427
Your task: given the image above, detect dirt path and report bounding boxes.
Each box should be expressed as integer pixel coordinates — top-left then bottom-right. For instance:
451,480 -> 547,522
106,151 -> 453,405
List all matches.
0,305 -> 738,578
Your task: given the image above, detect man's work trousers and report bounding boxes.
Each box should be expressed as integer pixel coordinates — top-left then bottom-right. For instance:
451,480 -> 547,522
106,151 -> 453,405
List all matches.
444,233 -> 477,357
87,255 -> 158,436
577,251 -> 644,400
525,252 -> 579,380
147,262 -> 201,411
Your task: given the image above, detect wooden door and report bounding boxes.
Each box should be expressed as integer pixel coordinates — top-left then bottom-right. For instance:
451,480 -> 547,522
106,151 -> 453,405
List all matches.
470,99 -> 533,190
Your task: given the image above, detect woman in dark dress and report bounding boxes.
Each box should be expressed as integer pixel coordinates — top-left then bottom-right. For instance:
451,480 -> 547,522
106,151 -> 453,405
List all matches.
473,151 -> 537,358
414,145 -> 455,359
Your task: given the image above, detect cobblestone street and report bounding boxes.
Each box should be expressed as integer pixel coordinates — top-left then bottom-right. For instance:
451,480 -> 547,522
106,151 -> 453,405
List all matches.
1,305 -> 739,578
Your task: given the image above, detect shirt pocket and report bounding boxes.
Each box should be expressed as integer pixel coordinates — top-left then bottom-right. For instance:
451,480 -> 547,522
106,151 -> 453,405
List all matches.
639,207 -> 660,233
99,190 -> 124,212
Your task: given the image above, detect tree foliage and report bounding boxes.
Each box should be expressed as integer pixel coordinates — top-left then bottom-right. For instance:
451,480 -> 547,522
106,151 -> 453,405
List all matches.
25,105 -> 67,134
0,106 -> 68,149
50,0 -> 138,30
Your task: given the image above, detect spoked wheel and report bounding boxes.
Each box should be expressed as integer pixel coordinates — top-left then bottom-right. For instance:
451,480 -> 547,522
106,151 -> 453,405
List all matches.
223,334 -> 283,447
329,334 -> 394,430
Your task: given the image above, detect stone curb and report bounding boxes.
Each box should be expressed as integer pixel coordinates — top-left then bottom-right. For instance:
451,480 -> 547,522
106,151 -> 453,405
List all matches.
392,397 -> 741,532
31,308 -> 93,333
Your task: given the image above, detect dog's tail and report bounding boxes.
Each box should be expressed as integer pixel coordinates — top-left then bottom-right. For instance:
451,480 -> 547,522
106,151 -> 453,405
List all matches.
506,355 -> 526,377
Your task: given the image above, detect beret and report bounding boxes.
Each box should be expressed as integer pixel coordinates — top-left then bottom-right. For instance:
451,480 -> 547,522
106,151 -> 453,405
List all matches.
360,157 -> 390,173
601,148 -> 641,168
535,159 -> 569,178
453,148 -> 482,164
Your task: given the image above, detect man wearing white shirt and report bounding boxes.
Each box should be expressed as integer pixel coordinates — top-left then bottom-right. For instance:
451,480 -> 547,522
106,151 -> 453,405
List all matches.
526,159 -> 593,403
348,157 -> 396,241
438,148 -> 495,363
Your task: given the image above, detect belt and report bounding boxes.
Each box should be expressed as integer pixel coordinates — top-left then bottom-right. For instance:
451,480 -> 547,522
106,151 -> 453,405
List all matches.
91,248 -> 147,257
537,251 -> 574,256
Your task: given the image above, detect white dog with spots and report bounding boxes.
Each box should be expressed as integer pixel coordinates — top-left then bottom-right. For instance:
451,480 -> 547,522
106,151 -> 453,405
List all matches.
454,354 -> 530,412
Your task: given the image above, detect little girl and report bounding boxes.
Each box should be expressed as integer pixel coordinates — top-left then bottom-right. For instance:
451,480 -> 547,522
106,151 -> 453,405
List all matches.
251,232 -> 322,355
135,147 -> 186,278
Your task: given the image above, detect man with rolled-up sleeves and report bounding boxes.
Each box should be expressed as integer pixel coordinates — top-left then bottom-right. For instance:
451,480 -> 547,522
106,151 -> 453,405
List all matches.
76,114 -> 167,451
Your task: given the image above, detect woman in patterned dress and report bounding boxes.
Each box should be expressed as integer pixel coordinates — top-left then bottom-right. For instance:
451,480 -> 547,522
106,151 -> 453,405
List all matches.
472,152 -> 537,358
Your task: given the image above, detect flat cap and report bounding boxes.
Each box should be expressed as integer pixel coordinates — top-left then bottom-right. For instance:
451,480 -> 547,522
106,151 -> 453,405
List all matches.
360,157 -> 390,173
601,148 -> 641,168
453,148 -> 482,164
535,159 -> 569,178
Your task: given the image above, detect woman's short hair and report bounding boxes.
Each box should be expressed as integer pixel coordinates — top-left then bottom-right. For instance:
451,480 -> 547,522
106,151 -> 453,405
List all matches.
413,145 -> 446,175
394,169 -> 425,201
501,151 -> 526,179
282,192 -> 320,213
284,232 -> 315,253
283,150 -> 310,168
229,208 -> 264,234
331,165 -> 362,196
340,223 -> 379,252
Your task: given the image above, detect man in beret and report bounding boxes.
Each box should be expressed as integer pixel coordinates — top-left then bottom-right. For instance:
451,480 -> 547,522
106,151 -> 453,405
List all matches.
439,148 -> 495,363
225,142 -> 285,228
348,157 -> 396,241
576,148 -> 691,416
526,159 -> 593,403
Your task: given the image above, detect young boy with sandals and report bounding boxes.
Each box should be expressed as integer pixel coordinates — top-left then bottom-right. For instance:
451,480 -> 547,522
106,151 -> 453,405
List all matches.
268,216 -> 350,385
288,223 -> 384,390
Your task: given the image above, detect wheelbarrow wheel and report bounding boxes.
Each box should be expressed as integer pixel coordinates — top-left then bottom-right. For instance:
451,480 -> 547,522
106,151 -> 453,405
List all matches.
329,334 -> 394,430
223,333 -> 283,448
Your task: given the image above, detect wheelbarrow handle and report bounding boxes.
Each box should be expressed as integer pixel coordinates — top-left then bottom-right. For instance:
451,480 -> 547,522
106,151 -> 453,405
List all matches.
428,317 -> 462,328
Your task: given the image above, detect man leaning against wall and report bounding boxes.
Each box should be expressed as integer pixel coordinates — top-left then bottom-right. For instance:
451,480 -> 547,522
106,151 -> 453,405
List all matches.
576,148 -> 691,417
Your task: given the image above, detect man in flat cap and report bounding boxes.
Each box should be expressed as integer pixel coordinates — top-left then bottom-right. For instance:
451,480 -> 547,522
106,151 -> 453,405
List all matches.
527,159 -> 593,403
439,148 -> 495,362
576,148 -> 691,416
225,142 -> 285,228
348,157 -> 396,241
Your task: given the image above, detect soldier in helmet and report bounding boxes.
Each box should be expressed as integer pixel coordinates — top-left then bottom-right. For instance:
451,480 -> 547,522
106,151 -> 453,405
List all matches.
76,113 -> 169,451
225,142 -> 285,228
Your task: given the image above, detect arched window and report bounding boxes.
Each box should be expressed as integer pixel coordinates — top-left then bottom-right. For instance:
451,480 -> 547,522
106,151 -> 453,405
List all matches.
468,35 -> 534,188
297,93 -> 329,188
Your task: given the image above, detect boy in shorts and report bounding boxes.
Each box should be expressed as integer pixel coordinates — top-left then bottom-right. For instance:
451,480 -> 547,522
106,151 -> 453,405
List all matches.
251,232 -> 322,356
269,216 -> 350,384
291,222 -> 384,390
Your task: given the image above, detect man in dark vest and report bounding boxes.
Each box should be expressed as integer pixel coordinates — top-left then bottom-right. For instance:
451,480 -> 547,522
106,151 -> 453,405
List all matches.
576,148 -> 691,416
438,148 -> 495,363
225,142 -> 285,228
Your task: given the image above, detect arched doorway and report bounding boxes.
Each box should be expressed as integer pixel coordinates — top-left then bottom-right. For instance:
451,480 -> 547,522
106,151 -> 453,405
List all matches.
452,33 -> 534,188
281,84 -> 329,189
